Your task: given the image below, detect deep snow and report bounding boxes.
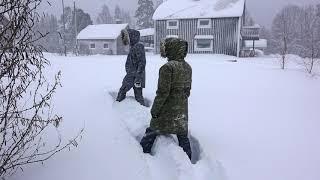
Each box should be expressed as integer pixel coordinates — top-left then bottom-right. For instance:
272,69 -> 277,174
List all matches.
10,53 -> 320,180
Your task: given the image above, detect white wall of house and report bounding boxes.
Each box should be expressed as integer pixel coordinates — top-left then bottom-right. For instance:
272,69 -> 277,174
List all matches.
78,39 -> 117,55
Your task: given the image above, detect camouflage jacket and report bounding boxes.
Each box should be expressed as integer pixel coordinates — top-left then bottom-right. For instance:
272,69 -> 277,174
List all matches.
150,38 -> 192,135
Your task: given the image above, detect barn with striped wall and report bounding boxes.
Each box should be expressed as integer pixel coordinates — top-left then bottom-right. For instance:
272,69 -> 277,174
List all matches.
153,0 -> 249,57
154,18 -> 240,56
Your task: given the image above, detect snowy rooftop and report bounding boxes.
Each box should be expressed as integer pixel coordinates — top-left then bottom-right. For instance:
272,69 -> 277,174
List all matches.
153,0 -> 245,20
77,24 -> 128,40
138,28 -> 154,37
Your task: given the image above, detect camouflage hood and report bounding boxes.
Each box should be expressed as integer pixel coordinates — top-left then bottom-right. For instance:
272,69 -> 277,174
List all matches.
121,28 -> 141,46
160,37 -> 188,61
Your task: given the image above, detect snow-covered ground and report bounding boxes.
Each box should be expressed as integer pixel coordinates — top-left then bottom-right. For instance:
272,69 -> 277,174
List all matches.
10,53 -> 320,180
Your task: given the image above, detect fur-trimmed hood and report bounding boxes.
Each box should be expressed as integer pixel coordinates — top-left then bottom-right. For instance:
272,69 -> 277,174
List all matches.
121,28 -> 141,46
160,37 -> 188,61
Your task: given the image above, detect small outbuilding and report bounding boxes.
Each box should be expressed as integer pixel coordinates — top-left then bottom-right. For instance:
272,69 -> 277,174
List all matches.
77,24 -> 129,55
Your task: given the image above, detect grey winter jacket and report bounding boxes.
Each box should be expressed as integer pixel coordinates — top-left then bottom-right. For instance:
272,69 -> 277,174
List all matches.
122,29 -> 146,88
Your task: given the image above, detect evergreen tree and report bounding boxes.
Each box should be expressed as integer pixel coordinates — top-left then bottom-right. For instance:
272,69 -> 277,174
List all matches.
34,14 -> 60,53
155,0 -> 163,9
114,5 -> 121,21
96,4 -> 113,24
135,0 -> 154,29
122,10 -> 134,27
244,8 -> 255,26
59,7 -> 93,52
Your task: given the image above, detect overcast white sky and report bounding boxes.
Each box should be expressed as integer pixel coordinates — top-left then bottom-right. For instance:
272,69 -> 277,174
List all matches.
41,0 -> 319,27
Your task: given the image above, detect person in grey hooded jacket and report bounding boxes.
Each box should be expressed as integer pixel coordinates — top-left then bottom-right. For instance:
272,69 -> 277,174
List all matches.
116,28 -> 146,106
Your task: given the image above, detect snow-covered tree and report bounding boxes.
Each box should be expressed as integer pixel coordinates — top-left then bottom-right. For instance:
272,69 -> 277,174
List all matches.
114,5 -> 121,22
0,0 -> 82,177
135,0 -> 155,29
244,8 -> 255,26
296,6 -> 320,74
96,4 -> 113,24
34,14 -> 60,53
271,5 -> 303,69
122,10 -> 134,27
59,7 -> 93,53
259,26 -> 272,55
154,0 -> 163,9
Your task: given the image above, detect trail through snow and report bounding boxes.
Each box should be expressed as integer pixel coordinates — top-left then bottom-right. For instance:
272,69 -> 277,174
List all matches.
108,89 -> 226,180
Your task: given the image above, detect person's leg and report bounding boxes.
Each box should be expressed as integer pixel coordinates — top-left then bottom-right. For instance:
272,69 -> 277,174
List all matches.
177,134 -> 192,160
116,75 -> 134,102
116,85 -> 130,102
140,128 -> 158,154
133,87 -> 145,105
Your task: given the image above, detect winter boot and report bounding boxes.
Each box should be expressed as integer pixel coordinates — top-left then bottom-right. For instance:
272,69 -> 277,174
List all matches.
134,87 -> 145,106
140,128 -> 158,154
177,134 -> 192,161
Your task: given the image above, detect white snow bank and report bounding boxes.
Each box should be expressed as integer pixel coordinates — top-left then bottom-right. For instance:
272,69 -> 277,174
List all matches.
153,0 -> 245,20
77,24 -> 128,40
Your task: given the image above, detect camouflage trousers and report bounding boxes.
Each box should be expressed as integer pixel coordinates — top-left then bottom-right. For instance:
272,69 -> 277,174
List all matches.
140,127 -> 192,160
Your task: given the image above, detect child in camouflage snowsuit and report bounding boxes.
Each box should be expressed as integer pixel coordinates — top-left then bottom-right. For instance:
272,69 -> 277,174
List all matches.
140,37 -> 192,160
116,28 -> 146,106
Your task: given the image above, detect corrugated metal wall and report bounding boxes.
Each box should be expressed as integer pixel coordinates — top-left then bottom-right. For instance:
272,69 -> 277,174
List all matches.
155,17 -> 239,56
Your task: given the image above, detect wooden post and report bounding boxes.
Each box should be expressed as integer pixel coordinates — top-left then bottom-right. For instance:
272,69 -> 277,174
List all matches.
62,0 -> 67,56
251,40 -> 255,57
74,1 -> 78,56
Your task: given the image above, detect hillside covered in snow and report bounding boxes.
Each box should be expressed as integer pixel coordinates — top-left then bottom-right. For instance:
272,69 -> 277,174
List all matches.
10,54 -> 320,180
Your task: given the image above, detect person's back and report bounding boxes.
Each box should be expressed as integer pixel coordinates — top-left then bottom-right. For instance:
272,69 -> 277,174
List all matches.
140,37 -> 193,160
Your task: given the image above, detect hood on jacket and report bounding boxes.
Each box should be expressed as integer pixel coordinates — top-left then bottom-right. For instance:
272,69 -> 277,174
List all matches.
121,28 -> 140,46
160,37 -> 188,61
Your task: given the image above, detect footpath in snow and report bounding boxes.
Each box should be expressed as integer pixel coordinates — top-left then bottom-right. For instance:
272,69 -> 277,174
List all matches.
108,89 -> 226,180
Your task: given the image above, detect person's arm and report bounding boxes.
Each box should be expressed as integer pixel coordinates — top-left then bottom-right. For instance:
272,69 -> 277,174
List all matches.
185,67 -> 192,97
135,43 -> 146,75
151,65 -> 172,118
134,44 -> 146,87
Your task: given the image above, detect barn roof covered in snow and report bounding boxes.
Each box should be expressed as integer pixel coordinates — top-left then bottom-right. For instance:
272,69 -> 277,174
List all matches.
77,24 -> 128,40
153,0 -> 245,20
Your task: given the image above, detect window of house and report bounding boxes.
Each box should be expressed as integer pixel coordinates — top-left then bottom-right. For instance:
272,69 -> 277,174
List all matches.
198,19 -> 211,28
167,20 -> 179,29
103,43 -> 109,49
89,43 -> 95,49
194,35 -> 213,51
